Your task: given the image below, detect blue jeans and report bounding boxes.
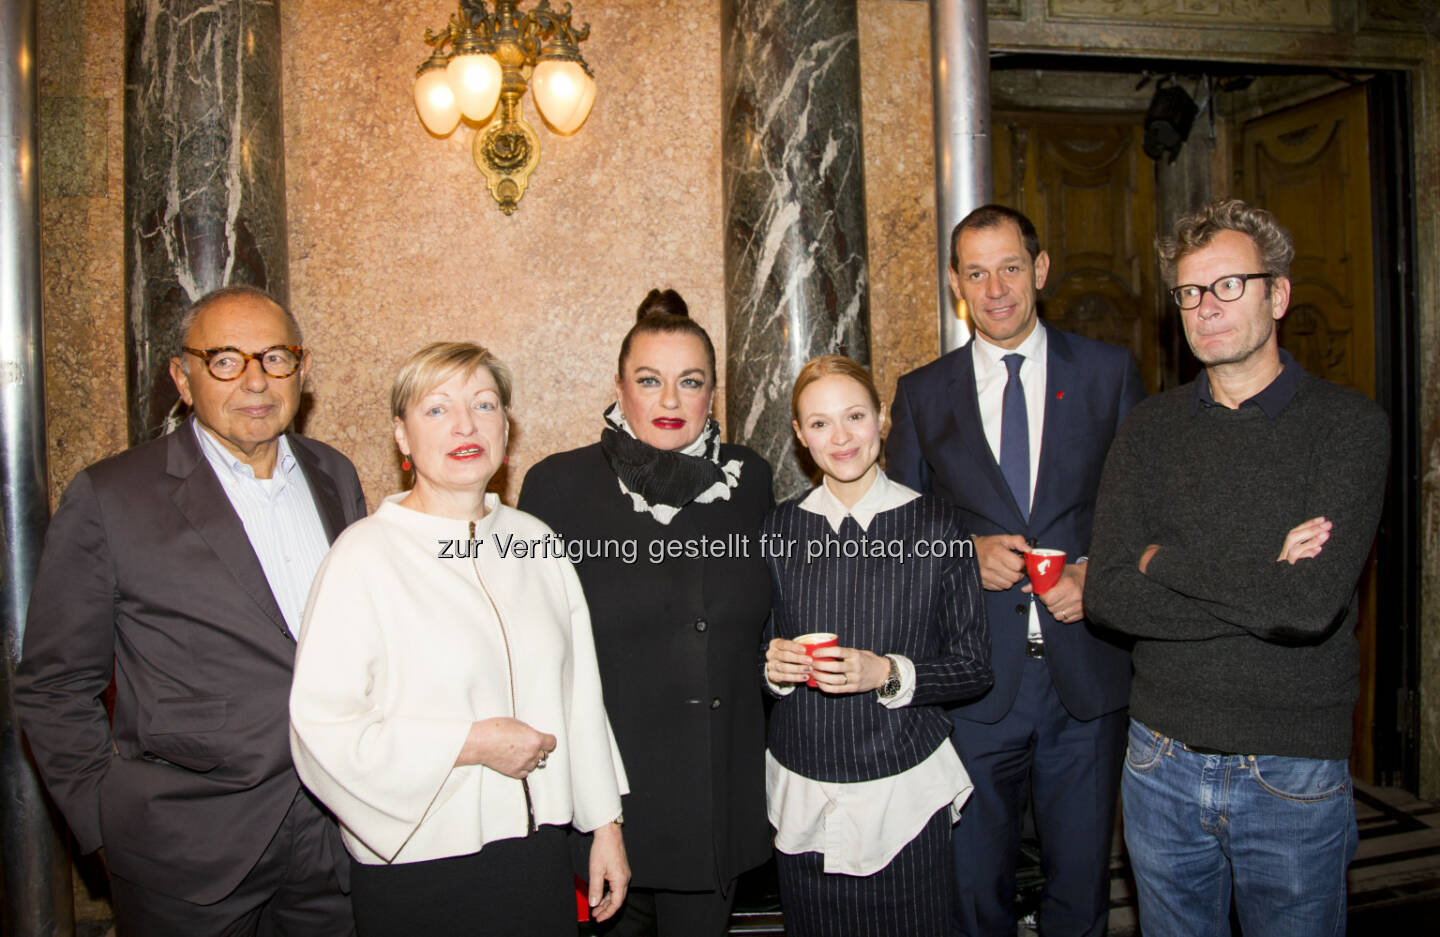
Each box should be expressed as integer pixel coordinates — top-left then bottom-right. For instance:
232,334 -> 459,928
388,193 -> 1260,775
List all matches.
1121,718 -> 1355,937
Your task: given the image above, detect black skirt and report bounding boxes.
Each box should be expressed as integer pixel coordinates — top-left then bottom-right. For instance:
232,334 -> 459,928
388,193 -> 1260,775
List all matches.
349,826 -> 575,937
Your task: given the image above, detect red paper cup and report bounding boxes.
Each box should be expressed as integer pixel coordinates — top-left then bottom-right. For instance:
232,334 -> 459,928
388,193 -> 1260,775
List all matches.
794,632 -> 839,688
1025,549 -> 1067,594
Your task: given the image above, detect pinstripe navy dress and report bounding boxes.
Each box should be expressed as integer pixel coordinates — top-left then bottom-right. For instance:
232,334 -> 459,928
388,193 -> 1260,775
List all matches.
764,471 -> 992,937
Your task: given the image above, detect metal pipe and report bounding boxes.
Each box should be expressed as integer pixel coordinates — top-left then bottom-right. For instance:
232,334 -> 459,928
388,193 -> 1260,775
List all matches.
929,0 -> 993,353
0,0 -> 76,932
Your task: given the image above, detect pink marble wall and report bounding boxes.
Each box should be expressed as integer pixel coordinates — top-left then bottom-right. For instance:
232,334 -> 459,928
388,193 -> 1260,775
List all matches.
280,0 -> 729,505
37,0 -> 128,504
856,0 -> 940,416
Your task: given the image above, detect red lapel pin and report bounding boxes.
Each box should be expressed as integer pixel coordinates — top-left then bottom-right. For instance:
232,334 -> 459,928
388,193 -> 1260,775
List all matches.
1056,391 -> 1065,400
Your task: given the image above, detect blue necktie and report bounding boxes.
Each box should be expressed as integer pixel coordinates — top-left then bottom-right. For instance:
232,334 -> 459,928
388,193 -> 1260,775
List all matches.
1000,353 -> 1030,522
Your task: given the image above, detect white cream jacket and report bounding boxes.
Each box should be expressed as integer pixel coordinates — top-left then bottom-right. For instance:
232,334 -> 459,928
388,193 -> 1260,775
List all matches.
290,493 -> 627,864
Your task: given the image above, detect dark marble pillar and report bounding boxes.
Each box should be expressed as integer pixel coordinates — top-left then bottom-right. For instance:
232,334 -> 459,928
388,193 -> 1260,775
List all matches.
721,0 -> 872,500
124,0 -> 289,443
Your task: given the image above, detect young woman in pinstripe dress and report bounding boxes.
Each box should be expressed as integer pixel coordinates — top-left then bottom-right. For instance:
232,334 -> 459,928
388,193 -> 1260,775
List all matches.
763,356 -> 994,937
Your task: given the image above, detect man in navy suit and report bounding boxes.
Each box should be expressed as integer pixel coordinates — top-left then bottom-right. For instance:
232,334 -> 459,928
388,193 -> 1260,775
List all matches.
887,205 -> 1144,937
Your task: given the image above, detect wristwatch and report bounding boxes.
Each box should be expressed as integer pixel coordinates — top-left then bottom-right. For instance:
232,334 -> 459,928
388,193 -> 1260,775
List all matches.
876,655 -> 902,701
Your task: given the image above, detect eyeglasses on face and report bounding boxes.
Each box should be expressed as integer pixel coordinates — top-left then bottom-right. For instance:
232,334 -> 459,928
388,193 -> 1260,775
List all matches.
1168,273 -> 1273,310
183,345 -> 304,381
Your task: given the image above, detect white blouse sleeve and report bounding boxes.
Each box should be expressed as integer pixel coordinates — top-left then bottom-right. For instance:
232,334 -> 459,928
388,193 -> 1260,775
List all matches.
289,543 -> 473,862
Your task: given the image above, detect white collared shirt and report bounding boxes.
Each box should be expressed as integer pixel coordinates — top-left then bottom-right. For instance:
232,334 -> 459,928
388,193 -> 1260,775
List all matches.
193,421 -> 332,636
972,324 -> 1048,641
799,467 -> 920,534
763,469 -> 974,875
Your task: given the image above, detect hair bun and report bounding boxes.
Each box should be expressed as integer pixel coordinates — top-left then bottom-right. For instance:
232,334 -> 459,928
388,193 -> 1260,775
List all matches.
636,288 -> 690,321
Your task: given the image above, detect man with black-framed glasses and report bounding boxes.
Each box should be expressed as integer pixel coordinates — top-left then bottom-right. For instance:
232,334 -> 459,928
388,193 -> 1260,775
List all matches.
16,285 -> 366,936
1087,199 -> 1389,937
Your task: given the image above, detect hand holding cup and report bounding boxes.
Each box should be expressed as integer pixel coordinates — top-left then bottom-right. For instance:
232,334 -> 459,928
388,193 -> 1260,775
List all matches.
794,633 -> 839,688
1024,548 -> 1067,594
766,636 -> 815,686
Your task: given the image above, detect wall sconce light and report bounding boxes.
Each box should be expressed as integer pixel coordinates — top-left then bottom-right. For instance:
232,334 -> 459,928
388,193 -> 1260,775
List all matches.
415,0 -> 596,214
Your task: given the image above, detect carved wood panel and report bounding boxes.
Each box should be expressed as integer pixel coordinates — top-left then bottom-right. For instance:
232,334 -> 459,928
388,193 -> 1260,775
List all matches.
1241,85 -> 1378,780
994,113 -> 1160,392
1242,85 -> 1375,398
1048,0 -> 1332,27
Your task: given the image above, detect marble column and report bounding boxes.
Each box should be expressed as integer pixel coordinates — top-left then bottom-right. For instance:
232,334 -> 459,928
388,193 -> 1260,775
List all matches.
124,0 -> 290,443
721,0 -> 873,500
1,0 -> 76,932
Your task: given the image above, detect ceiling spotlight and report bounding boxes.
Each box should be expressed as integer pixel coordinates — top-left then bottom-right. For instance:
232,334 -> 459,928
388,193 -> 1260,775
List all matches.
1142,78 -> 1198,163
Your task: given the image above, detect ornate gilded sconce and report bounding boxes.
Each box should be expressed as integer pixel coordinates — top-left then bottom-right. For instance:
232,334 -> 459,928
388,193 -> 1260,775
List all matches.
414,0 -> 596,214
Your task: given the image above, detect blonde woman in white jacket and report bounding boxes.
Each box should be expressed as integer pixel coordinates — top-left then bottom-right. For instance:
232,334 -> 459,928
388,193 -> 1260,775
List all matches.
290,342 -> 629,937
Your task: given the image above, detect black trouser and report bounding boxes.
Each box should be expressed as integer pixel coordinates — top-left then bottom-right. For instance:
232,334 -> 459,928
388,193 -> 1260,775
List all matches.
110,788 -> 354,937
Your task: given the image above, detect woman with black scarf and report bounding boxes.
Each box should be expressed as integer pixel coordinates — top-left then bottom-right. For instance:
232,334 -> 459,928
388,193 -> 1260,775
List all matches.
518,289 -> 772,937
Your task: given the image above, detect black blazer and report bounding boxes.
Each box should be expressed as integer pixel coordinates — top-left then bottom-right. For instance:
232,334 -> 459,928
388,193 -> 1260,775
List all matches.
886,323 -> 1145,723
15,422 -> 366,903
518,442 -> 773,892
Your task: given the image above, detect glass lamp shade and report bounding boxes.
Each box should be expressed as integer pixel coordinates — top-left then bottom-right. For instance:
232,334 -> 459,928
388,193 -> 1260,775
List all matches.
446,52 -> 502,121
531,59 -> 596,134
414,65 -> 461,135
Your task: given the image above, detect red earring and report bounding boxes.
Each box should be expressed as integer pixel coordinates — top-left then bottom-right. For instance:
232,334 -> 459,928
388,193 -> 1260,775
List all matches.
400,457 -> 412,472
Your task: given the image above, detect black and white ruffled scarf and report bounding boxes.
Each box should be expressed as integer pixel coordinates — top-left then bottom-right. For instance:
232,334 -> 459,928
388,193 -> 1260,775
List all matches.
599,403 -> 744,525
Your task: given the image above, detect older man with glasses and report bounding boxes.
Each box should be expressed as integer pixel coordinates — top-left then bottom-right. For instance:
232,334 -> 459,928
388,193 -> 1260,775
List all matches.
16,285 -> 366,936
1087,199 -> 1390,937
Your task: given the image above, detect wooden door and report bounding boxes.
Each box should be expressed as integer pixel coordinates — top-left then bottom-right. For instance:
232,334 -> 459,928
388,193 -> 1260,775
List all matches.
994,112 -> 1162,394
1242,87 -> 1375,396
1240,85 -> 1380,780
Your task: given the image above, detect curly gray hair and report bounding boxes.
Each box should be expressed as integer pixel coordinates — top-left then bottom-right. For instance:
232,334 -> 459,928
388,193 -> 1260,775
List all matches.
1157,198 -> 1294,286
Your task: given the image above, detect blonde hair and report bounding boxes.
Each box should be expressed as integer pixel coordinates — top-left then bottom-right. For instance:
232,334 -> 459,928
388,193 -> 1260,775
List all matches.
1157,198 -> 1294,285
391,342 -> 513,418
791,355 -> 881,424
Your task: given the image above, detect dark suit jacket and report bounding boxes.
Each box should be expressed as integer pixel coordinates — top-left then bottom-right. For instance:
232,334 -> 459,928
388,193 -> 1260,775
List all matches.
886,322 -> 1144,724
518,443 -> 773,892
15,421 -> 366,904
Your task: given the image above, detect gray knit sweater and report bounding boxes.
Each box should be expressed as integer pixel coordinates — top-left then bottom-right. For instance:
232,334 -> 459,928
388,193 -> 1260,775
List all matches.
1086,362 -> 1389,759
